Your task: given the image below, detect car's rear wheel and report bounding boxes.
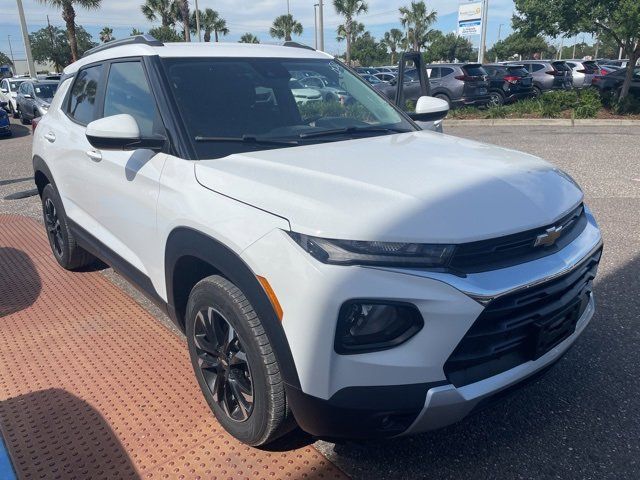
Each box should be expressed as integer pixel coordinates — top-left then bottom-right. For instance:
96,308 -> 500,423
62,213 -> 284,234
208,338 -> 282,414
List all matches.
19,107 -> 30,125
532,86 -> 542,97
186,275 -> 293,446
488,91 -> 504,107
41,184 -> 96,270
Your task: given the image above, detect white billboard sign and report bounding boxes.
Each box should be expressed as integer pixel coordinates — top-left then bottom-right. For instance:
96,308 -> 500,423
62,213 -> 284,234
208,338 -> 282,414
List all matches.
458,2 -> 483,36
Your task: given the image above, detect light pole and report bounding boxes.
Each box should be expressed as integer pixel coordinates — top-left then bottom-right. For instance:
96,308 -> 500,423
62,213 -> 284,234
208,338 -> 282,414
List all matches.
314,4 -> 319,50
16,0 -> 36,77
318,0 -> 324,51
495,23 -> 503,62
7,35 -> 15,66
195,0 -> 201,42
478,0 -> 489,63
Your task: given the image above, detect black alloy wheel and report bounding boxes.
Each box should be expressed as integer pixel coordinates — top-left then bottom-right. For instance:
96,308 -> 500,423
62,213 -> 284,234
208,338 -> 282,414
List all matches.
44,197 -> 64,258
193,306 -> 254,422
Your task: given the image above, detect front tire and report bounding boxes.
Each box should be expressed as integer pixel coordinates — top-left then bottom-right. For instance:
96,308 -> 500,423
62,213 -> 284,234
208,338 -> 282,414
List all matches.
41,184 -> 95,270
186,275 -> 292,446
489,91 -> 504,107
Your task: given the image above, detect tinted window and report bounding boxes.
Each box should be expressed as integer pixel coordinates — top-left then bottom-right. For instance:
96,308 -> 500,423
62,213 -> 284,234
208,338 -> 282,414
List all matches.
33,83 -> 58,100
507,66 -> 529,76
552,62 -> 571,72
428,68 -> 440,79
104,61 -> 160,137
531,63 -> 546,72
9,80 -> 24,92
19,83 -> 28,94
462,65 -> 486,76
441,67 -> 455,77
68,64 -> 103,125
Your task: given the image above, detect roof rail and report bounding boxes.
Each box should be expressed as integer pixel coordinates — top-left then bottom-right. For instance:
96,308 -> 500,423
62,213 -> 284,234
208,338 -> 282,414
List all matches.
282,41 -> 316,51
82,35 -> 163,58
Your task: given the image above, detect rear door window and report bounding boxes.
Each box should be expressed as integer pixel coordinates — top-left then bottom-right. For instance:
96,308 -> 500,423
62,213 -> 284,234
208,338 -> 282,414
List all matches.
67,64 -> 104,125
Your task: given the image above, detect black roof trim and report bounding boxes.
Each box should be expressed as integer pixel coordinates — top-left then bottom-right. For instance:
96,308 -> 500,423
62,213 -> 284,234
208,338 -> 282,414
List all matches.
82,35 -> 163,58
282,41 -> 316,51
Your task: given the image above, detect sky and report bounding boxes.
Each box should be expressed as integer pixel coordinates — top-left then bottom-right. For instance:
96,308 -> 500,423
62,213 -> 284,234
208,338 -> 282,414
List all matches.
1,0 -> 536,61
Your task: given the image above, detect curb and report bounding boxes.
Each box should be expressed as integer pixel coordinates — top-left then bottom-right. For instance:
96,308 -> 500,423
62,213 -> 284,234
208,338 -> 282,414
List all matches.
445,118 -> 640,127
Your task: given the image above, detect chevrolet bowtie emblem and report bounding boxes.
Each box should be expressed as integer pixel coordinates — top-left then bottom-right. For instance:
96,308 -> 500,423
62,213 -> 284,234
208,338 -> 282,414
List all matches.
534,226 -> 564,247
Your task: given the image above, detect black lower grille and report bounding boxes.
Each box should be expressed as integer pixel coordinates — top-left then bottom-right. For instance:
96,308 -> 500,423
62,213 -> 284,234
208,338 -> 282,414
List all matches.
444,247 -> 602,387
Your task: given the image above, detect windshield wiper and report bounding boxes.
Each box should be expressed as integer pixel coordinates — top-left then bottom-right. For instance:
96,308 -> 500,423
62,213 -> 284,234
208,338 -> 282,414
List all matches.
298,126 -> 411,139
194,135 -> 299,146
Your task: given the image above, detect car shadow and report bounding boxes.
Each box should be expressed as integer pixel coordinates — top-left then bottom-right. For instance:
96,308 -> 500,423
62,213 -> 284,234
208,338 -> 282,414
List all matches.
7,123 -> 31,139
0,388 -> 140,478
0,248 -> 41,317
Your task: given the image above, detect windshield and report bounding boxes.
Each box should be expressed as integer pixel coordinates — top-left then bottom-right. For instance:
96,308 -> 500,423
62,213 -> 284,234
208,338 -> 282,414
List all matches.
9,80 -> 24,92
33,83 -> 58,100
163,57 -> 414,159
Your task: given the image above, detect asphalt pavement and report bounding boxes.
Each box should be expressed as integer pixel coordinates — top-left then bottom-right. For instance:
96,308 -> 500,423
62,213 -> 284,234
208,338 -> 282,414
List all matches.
1,118 -> 638,479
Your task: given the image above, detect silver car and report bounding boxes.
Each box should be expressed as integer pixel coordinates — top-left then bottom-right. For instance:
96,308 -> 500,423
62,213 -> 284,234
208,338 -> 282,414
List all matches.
565,60 -> 599,88
296,75 -> 352,104
506,60 -> 573,96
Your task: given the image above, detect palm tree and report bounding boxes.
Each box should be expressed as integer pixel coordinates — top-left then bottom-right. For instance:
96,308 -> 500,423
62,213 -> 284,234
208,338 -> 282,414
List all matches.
382,28 -> 404,64
99,26 -> 114,43
190,8 -> 228,42
37,0 -> 101,62
399,1 -> 437,52
332,0 -> 368,65
239,33 -> 260,44
141,0 -> 175,28
269,14 -> 303,42
336,20 -> 364,45
174,0 -> 190,42
130,28 -> 145,36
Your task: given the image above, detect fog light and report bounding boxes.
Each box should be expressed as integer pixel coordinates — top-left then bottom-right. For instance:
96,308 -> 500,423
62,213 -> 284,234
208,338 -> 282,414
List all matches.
335,301 -> 424,354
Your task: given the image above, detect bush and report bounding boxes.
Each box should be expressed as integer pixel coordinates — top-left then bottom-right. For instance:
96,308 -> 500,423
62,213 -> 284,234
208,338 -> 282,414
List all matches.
507,98 -> 540,115
541,90 -> 578,111
448,107 -> 481,119
574,88 -> 602,119
611,93 -> 640,115
484,105 -> 508,119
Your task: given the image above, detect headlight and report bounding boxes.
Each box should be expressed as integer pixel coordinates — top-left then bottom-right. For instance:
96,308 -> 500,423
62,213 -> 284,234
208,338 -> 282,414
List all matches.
288,232 -> 455,268
38,104 -> 49,114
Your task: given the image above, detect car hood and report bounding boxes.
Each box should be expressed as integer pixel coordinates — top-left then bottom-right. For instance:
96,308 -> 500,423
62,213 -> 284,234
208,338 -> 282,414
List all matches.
194,131 -> 583,243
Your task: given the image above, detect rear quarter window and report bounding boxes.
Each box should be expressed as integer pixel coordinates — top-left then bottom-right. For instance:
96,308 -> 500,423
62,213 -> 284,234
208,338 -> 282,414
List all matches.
440,67 -> 455,77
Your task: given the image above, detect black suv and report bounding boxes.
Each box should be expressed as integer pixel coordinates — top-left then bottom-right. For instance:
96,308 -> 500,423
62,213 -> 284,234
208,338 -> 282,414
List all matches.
483,64 -> 534,106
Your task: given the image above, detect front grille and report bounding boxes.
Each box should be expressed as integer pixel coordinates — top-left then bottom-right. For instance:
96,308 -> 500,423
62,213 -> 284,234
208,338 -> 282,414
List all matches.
449,204 -> 587,274
444,247 -> 602,388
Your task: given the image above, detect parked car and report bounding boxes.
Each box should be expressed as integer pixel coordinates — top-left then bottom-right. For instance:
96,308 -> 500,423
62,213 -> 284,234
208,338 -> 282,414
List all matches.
426,63 -> 491,108
506,60 -> 573,96
592,66 -> 640,98
0,77 -> 27,118
372,74 -> 424,105
296,75 -> 352,103
288,79 -> 322,105
483,64 -> 534,106
361,73 -> 384,85
0,103 -> 10,137
597,64 -> 622,75
374,72 -> 396,83
564,60 -> 599,88
598,59 -> 629,68
375,67 -> 394,74
33,36 -> 601,447
355,66 -> 379,75
16,79 -> 59,124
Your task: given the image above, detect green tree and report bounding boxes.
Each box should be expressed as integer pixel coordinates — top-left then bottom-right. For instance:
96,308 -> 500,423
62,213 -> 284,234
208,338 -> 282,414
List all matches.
425,31 -> 474,62
269,14 -> 303,42
191,9 -> 229,42
130,28 -> 145,36
382,28 -> 404,64
148,25 -> 183,42
30,25 -> 96,71
36,0 -> 101,62
350,32 -> 388,66
141,0 -> 176,27
239,33 -> 260,44
336,20 -> 364,45
399,1 -> 437,52
486,31 -> 555,61
174,0 -> 190,42
513,0 -> 640,99
333,0 -> 368,65
99,26 -> 114,43
0,52 -> 12,66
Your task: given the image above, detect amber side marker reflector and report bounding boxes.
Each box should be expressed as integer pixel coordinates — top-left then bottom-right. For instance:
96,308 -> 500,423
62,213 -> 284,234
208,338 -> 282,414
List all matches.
257,275 -> 283,321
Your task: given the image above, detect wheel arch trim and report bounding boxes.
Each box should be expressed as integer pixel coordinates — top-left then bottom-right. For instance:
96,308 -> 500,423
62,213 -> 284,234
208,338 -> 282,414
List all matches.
165,226 -> 301,389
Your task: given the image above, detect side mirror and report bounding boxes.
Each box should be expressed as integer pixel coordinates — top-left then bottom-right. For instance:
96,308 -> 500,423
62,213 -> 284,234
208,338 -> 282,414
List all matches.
410,95 -> 449,122
0,88 -> 8,94
86,114 -> 165,151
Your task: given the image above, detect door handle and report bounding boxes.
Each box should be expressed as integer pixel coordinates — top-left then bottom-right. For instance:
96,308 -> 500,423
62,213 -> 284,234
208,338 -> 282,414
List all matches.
86,149 -> 102,162
44,132 -> 56,143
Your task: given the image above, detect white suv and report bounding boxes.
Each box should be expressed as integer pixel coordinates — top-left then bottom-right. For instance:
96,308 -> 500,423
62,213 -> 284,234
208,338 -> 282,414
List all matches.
32,36 -> 602,446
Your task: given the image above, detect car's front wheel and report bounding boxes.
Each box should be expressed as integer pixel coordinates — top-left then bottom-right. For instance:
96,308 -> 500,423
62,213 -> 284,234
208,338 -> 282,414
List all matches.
186,275 -> 293,446
488,91 -> 504,107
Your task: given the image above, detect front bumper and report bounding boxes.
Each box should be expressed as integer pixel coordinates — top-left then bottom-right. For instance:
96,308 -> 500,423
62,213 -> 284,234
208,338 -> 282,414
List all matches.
240,207 -> 602,439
